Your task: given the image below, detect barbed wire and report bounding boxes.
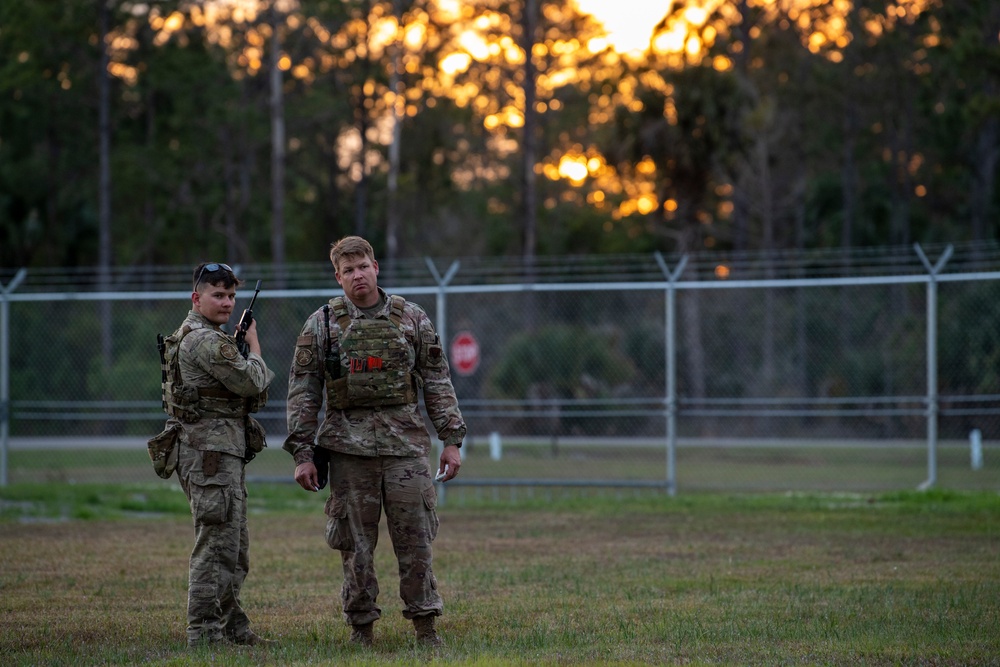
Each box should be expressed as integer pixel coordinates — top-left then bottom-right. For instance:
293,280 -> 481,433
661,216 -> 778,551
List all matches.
2,240 -> 997,292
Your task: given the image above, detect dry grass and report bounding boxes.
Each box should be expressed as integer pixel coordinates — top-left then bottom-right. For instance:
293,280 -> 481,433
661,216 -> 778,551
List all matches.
1,489 -> 999,666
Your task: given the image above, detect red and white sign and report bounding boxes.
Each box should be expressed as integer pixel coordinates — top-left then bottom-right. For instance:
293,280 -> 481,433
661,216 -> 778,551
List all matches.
450,331 -> 480,376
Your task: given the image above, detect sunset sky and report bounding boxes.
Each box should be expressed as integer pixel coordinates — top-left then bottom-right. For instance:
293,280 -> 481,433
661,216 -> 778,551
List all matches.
574,0 -> 674,54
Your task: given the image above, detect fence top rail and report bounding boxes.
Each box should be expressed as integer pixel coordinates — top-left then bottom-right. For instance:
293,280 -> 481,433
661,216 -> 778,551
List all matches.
5,269 -> 1000,302
3,240 -> 998,295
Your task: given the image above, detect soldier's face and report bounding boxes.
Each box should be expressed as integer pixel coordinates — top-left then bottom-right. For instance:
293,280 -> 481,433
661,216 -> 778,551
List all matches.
192,282 -> 237,326
336,254 -> 380,308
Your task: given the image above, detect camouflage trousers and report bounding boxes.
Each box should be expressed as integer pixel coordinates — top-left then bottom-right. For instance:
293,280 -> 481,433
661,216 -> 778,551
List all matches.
177,445 -> 252,645
323,451 -> 442,626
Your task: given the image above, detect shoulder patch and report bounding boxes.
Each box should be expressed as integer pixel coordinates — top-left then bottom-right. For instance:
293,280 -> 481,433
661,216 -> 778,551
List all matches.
220,343 -> 240,361
295,348 -> 314,367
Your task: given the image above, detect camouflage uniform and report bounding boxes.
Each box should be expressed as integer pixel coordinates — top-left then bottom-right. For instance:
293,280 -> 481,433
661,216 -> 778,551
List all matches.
284,287 -> 465,627
166,310 -> 274,646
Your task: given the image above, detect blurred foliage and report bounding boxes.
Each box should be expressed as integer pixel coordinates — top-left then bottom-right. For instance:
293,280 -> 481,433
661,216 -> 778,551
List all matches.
485,324 -> 635,399
0,0 -> 998,269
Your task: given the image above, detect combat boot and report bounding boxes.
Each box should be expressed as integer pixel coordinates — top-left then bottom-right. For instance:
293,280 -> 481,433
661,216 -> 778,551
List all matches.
413,615 -> 444,647
350,622 -> 374,647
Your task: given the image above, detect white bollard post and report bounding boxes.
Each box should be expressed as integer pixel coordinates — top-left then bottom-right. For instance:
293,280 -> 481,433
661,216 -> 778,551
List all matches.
970,429 -> 984,470
489,431 -> 502,461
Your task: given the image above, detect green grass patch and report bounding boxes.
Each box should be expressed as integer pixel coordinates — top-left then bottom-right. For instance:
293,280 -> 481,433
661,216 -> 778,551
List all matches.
7,440 -> 999,492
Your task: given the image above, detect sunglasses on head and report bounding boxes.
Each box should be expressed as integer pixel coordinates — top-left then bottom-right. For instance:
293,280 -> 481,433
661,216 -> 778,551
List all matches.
195,262 -> 233,287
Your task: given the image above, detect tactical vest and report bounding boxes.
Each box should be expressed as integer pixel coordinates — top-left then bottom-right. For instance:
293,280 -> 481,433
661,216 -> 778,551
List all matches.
324,295 -> 419,410
160,325 -> 250,423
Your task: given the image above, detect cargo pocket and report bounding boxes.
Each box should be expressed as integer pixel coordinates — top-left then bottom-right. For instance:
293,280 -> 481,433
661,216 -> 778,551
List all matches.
192,483 -> 230,525
324,495 -> 354,552
421,484 -> 440,542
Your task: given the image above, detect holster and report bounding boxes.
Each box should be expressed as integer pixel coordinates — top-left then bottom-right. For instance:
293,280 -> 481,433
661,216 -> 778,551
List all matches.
244,416 -> 267,464
147,422 -> 182,479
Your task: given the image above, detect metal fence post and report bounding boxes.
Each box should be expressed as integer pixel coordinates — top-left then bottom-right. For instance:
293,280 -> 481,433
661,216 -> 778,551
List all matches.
915,243 -> 953,491
423,259 -> 461,505
1,268 -> 27,487
656,252 -> 688,497
424,258 -> 460,347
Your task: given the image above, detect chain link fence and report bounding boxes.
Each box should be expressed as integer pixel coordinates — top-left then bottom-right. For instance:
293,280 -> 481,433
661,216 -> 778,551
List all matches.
2,245 -> 999,496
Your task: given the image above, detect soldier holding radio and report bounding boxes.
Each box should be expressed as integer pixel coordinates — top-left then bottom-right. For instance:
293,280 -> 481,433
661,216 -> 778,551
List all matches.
150,262 -> 274,648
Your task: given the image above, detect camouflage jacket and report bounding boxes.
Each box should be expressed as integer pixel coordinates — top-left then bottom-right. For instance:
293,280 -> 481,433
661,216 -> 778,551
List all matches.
283,288 -> 466,465
171,311 -> 274,457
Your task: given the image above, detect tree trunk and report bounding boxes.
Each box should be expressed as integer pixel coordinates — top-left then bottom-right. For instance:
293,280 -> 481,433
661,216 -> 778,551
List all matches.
793,171 -> 809,399
98,0 -> 113,370
223,126 -> 239,261
519,0 -> 539,329
839,4 -> 862,354
731,0 -> 751,252
270,7 -> 287,287
678,231 -> 706,437
754,132 -> 776,396
520,0 -> 538,262
970,115 -> 998,243
385,0 -> 404,276
352,3 -> 373,240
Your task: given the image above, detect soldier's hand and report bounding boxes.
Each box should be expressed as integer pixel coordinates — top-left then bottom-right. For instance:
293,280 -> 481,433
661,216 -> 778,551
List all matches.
244,320 -> 262,356
294,461 -> 320,492
437,444 -> 461,482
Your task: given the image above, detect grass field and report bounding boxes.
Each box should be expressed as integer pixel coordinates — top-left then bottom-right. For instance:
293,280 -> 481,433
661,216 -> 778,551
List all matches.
1,483 -> 998,666
5,438 -> 999,492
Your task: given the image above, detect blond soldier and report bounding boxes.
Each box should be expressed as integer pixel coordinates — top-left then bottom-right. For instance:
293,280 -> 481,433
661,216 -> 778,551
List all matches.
284,236 -> 465,647
159,262 -> 275,647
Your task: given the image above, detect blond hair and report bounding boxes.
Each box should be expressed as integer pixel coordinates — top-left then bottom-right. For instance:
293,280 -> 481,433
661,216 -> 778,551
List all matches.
329,236 -> 376,273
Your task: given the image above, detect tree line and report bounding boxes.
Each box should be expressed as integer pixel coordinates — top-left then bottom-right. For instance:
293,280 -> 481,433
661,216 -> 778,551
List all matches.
1,0 -> 998,275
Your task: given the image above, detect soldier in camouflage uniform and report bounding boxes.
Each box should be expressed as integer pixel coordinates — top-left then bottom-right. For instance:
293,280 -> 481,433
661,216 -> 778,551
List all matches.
284,236 -> 465,648
162,262 -> 275,648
